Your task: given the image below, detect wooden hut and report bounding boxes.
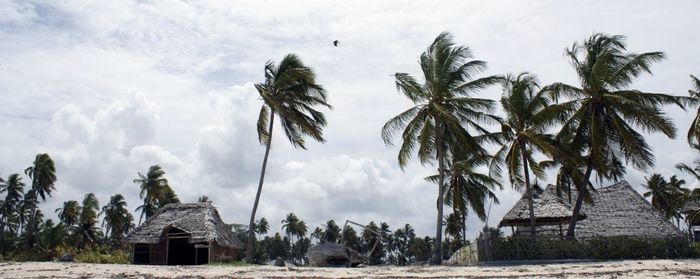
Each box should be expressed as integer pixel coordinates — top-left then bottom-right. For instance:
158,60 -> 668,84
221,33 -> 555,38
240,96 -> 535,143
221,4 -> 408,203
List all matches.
499,185 -> 586,237
125,203 -> 242,265
499,181 -> 684,239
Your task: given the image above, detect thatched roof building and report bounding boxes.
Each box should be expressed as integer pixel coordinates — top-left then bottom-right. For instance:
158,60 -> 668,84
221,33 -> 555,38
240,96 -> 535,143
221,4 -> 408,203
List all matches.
498,181 -> 684,239
125,203 -> 242,265
499,186 -> 586,227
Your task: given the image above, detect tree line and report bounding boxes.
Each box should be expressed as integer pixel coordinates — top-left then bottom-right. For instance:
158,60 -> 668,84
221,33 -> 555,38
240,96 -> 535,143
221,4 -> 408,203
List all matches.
245,31 -> 700,265
0,158 -> 189,260
237,213 -> 498,265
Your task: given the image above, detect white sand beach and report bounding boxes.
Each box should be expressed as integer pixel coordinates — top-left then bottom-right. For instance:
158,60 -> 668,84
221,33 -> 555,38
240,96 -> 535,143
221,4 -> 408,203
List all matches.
2,259 -> 700,278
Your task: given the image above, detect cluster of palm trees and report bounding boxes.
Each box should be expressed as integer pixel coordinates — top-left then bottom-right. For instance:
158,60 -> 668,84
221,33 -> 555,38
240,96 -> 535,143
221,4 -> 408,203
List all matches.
245,31 -> 699,265
0,158 -> 192,258
247,214 -> 472,265
0,153 -> 57,255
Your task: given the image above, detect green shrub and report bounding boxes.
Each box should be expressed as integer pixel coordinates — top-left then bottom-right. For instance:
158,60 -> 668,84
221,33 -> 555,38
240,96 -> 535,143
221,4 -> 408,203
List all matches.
74,246 -> 129,264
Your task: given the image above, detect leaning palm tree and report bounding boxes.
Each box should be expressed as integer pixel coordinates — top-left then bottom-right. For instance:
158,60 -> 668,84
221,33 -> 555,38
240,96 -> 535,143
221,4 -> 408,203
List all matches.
24,153 -> 57,248
381,32 -> 501,264
134,165 -> 169,224
687,75 -> 700,144
246,53 -> 331,262
544,33 -> 689,238
492,72 -> 565,237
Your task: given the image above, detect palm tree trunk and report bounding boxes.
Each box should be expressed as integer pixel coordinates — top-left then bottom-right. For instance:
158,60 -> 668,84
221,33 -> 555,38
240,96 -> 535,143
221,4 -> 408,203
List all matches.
461,210 -> 467,246
520,142 -> 536,238
246,111 -> 275,263
431,121 -> 445,265
566,158 -> 594,239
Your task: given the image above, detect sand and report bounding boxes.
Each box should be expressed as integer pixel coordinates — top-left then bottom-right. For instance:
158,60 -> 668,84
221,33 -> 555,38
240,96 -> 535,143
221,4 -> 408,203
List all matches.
1,259 -> 700,278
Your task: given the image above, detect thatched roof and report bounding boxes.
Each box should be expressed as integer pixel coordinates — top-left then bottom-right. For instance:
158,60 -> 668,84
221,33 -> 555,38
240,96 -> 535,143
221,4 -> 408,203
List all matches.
570,181 -> 684,238
125,203 -> 242,248
499,186 -> 586,227
499,181 -> 685,238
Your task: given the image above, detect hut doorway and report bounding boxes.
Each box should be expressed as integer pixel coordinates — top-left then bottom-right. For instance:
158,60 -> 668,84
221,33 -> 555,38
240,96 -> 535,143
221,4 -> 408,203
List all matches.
165,227 -> 209,265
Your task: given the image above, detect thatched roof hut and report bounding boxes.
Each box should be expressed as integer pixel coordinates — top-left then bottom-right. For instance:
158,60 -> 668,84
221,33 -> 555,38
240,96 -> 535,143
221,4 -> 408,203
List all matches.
499,186 -> 586,227
125,203 -> 242,265
569,181 -> 683,238
498,181 -> 684,239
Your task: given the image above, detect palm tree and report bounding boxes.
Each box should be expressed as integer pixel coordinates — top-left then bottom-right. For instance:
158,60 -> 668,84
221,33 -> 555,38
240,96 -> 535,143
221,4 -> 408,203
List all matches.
55,200 -> 80,233
381,32 -> 501,264
544,33 -> 688,238
157,185 -> 180,208
323,220 -> 341,243
443,213 -> 461,241
643,174 -> 675,215
76,193 -> 100,247
24,153 -> 57,248
246,53 -> 331,262
134,165 -> 169,224
100,194 -> 134,242
687,75 -> 700,144
311,226 -> 324,243
428,151 -> 500,244
1,174 -> 24,255
255,217 -> 269,239
492,72 -> 566,237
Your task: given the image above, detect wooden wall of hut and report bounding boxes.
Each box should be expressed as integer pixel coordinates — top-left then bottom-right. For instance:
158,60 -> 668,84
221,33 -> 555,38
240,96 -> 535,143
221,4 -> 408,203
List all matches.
209,242 -> 237,262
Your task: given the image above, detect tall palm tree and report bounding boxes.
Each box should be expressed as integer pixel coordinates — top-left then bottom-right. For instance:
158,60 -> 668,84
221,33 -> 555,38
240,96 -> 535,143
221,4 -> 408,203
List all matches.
100,194 -> 134,242
687,74 -> 700,144
492,72 -> 566,237
246,54 -> 331,262
24,153 -> 57,248
1,174 -> 24,255
544,33 -> 688,238
134,165 -> 169,224
381,32 -> 501,264
55,200 -> 80,233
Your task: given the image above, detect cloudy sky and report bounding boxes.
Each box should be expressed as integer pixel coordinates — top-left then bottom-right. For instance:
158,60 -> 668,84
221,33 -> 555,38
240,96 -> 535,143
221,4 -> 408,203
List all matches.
1,0 -> 699,239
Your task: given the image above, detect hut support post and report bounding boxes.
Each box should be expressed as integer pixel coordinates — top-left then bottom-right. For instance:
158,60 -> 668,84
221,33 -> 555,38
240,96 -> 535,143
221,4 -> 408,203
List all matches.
208,241 -> 212,263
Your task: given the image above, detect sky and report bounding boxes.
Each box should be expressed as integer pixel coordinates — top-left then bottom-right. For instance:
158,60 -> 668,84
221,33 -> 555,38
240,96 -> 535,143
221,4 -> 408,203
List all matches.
1,0 -> 699,239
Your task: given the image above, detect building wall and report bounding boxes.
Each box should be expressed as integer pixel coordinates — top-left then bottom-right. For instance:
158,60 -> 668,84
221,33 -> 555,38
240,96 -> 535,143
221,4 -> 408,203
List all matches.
210,242 -> 237,262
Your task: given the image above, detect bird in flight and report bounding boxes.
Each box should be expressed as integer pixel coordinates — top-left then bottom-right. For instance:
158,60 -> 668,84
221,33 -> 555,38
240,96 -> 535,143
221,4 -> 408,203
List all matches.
333,40 -> 339,47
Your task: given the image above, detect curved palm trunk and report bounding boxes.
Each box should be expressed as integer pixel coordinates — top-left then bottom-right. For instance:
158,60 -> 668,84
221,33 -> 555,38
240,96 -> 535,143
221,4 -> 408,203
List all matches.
520,142 -> 536,238
25,186 -> 38,249
431,122 -> 445,265
246,111 -> 275,262
566,158 -> 594,239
